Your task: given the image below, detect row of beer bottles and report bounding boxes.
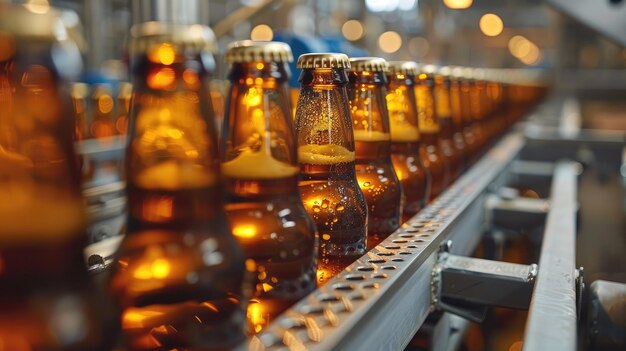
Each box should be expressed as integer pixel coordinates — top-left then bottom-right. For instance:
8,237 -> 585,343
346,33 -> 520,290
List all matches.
0,4 -> 545,349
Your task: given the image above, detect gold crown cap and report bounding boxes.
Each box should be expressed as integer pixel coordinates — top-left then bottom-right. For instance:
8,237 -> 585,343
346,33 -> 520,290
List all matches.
297,53 -> 350,69
226,40 -> 293,63
348,57 -> 388,72
130,22 -> 216,54
387,61 -> 419,76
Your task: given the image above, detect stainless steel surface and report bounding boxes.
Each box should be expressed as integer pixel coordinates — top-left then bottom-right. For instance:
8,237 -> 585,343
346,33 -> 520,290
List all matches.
239,132 -> 525,351
432,313 -> 471,351
547,0 -> 626,47
523,162 -> 579,351
131,0 -> 209,25
486,194 -> 550,232
587,280 -> 626,350
436,253 -> 537,310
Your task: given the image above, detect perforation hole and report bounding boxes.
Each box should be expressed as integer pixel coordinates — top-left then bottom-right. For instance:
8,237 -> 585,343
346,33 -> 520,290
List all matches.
368,259 -> 386,264
357,266 -> 375,272
413,239 -> 426,243
300,305 -> 324,315
399,251 -> 412,255
333,283 -> 354,291
406,245 -> 419,249
362,282 -> 380,289
377,252 -> 394,256
345,274 -> 366,281
318,294 -> 340,302
372,273 -> 388,279
417,234 -> 431,238
384,245 -> 400,250
400,233 -> 416,237
381,265 -> 397,270
391,258 -> 405,262
391,239 -> 408,244
348,292 -> 365,301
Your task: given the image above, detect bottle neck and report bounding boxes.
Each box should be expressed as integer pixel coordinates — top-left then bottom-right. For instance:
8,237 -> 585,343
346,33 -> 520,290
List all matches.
221,61 -> 298,181
299,68 -> 349,89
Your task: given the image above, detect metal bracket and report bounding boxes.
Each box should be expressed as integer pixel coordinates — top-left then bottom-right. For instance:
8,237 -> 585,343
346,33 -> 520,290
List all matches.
432,241 -> 537,323
485,192 -> 550,232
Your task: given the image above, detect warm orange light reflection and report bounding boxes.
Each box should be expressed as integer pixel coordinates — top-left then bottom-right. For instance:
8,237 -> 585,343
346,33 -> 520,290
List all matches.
122,309 -> 165,329
233,224 -> 257,239
250,24 -> 273,41
247,301 -> 268,333
443,0 -> 473,9
98,94 -> 114,114
148,68 -> 176,90
149,43 -> 176,65
182,69 -> 199,89
342,20 -> 364,41
508,35 -> 542,66
479,13 -> 504,37
132,258 -> 171,280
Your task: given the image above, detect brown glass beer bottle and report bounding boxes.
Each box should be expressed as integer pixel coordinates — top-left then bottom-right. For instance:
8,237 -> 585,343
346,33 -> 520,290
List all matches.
448,67 -> 469,170
0,5 -> 115,350
108,23 -> 249,350
221,41 -> 317,333
347,57 -> 402,249
295,53 -> 368,285
386,61 -> 431,222
433,66 -> 462,180
414,64 -> 448,199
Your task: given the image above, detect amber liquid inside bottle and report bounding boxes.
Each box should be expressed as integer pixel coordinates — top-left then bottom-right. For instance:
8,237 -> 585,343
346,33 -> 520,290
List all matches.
434,75 -> 461,180
221,61 -> 317,333
415,77 -> 447,199
460,79 -> 478,162
386,73 -> 430,222
348,71 -> 402,249
469,79 -> 486,154
90,84 -> 117,139
0,36 -> 114,350
109,46 -> 247,350
296,67 -> 368,285
449,78 -> 468,170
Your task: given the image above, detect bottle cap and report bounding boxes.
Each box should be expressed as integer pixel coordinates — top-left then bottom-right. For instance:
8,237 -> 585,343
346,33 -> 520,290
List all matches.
129,22 -> 216,54
418,64 -> 438,77
438,66 -> 452,77
296,53 -> 350,69
387,61 -> 419,76
226,40 -> 293,63
348,57 -> 388,73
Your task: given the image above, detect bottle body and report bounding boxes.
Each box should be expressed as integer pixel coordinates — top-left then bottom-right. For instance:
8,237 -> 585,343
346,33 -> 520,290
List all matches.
414,77 -> 447,199
295,63 -> 368,285
109,34 -> 248,350
0,8 -> 114,349
434,73 -> 461,180
449,75 -> 469,170
389,140 -> 430,222
348,62 -> 402,249
386,66 -> 430,221
221,53 -> 317,333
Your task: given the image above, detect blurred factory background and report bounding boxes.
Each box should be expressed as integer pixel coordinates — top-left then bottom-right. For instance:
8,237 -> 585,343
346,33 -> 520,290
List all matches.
39,0 -> 626,92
